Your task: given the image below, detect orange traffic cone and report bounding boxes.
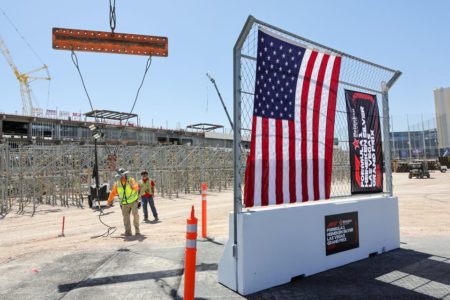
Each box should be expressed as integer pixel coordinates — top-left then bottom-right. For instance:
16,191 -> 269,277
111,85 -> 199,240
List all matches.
184,205 -> 198,300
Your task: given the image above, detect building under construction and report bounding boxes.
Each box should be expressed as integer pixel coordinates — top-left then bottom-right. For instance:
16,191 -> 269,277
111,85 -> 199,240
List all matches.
0,111 -> 234,148
0,110 -> 238,214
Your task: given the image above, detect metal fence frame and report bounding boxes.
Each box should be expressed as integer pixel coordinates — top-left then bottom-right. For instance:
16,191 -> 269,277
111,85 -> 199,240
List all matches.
0,143 -> 234,215
232,15 -> 401,282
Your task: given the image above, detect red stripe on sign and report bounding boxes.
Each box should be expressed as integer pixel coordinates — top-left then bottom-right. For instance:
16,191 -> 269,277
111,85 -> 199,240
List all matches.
312,54 -> 330,200
376,165 -> 381,188
288,120 -> 296,203
244,117 -> 257,207
261,117 -> 269,206
324,56 -> 341,199
300,50 -> 318,201
275,119 -> 284,204
355,155 -> 361,187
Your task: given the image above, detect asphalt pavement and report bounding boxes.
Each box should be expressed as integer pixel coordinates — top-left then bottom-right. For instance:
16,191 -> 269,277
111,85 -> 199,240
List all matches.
1,234 -> 449,299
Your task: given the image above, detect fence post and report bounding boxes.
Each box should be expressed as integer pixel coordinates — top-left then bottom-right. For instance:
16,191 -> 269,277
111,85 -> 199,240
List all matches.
59,216 -> 65,237
184,206 -> 198,300
382,82 -> 393,196
201,182 -> 207,238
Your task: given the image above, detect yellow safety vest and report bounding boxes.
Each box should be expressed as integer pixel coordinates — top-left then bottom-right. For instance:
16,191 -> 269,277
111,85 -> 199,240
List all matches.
139,179 -> 155,196
116,179 -> 139,205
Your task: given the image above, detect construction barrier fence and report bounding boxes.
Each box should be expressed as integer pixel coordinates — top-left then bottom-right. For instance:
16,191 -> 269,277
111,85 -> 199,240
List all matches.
0,143 -> 234,215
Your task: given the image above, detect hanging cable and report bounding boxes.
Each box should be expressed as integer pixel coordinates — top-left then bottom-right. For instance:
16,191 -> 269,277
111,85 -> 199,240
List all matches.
71,50 -> 95,113
70,50 -> 114,155
109,0 -> 117,33
92,205 -> 117,238
70,50 -> 153,156
65,55 -> 118,236
113,55 -> 152,154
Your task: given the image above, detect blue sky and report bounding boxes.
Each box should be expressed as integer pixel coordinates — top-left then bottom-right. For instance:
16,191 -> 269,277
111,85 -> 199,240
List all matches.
1,1 -> 449,130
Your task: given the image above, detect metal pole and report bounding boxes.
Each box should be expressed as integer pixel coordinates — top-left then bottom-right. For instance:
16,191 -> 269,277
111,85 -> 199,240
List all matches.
391,115 -> 396,160
206,73 -> 234,130
407,115 -> 412,161
94,139 -> 100,202
421,115 -> 428,170
381,82 -> 393,196
232,14 -> 255,292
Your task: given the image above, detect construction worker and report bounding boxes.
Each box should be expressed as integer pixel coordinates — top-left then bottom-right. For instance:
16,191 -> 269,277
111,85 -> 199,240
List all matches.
107,168 -> 141,236
139,170 -> 159,222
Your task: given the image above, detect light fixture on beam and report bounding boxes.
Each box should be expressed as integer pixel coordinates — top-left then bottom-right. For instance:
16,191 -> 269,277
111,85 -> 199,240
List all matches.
93,132 -> 104,140
88,124 -> 104,140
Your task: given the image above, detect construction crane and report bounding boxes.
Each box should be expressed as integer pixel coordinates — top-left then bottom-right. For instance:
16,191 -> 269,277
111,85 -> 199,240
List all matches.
0,34 -> 50,115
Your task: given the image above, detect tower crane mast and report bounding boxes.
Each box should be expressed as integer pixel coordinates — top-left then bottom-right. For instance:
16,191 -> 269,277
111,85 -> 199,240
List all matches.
0,34 -> 50,115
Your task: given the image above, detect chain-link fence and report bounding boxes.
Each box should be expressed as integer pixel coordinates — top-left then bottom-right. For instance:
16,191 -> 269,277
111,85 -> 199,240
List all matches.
233,16 -> 401,212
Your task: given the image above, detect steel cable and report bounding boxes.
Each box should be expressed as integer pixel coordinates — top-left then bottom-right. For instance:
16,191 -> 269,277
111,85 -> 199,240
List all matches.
91,204 -> 117,238
113,56 -> 152,154
70,50 -> 152,237
109,0 -> 117,33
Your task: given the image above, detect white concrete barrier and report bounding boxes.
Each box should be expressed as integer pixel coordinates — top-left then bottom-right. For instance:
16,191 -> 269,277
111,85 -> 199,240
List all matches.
218,195 -> 400,295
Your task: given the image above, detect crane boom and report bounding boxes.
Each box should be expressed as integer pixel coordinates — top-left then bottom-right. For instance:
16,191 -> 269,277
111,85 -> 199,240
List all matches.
0,34 -> 20,77
0,34 -> 50,115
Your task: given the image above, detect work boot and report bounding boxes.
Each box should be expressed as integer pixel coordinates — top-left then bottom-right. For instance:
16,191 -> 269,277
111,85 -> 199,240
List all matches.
154,217 -> 159,222
135,231 -> 141,236
144,217 -> 149,222
124,231 -> 132,236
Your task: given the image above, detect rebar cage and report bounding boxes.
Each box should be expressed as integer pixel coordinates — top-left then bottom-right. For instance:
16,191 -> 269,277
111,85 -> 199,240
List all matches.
233,16 -> 401,215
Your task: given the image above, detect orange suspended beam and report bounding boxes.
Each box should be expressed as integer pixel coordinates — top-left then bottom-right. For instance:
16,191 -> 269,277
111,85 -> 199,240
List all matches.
52,28 -> 168,57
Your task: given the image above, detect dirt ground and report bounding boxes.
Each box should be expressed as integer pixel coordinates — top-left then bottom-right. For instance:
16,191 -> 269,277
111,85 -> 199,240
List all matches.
394,171 -> 450,237
0,172 -> 449,264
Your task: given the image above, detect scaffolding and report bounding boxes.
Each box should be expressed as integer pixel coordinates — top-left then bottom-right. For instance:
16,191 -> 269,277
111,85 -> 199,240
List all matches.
0,143 -> 234,215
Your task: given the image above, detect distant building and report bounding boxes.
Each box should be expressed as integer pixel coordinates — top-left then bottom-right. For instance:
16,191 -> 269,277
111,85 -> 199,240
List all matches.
390,129 -> 439,160
434,87 -> 450,152
0,112 -> 236,148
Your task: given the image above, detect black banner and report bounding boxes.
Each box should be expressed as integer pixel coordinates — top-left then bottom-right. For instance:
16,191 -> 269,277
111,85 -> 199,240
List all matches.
325,211 -> 359,256
345,90 -> 383,194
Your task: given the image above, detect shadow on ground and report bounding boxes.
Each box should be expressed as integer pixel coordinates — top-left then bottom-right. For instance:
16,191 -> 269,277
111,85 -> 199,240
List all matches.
2,242 -> 449,300
247,248 -> 450,299
58,263 -> 217,293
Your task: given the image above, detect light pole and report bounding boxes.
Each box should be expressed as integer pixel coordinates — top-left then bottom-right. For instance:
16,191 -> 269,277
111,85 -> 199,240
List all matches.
89,124 -> 104,206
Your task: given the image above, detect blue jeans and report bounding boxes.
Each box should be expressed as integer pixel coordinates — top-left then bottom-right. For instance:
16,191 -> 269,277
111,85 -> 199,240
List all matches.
141,195 -> 158,219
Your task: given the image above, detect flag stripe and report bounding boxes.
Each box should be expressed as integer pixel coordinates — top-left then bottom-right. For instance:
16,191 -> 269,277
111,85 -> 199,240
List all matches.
319,55 -> 336,199
268,118 -> 276,205
295,49 -> 311,201
325,56 -> 342,199
254,117 -> 262,207
288,120 -> 296,203
261,117 -> 269,206
282,120 -> 290,204
300,50 -> 318,202
307,52 -> 322,201
275,119 -> 283,204
312,54 -> 330,200
244,117 -> 257,207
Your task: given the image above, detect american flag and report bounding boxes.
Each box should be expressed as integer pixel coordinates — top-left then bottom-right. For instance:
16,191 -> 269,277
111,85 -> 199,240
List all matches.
244,29 -> 342,207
